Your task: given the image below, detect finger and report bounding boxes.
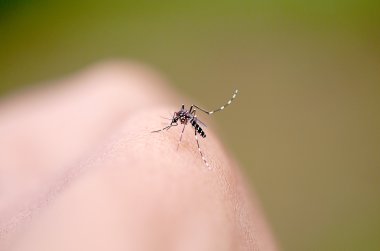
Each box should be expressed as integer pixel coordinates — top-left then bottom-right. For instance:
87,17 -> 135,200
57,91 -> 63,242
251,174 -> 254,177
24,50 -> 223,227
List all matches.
0,61 -> 174,223
7,106 -> 277,251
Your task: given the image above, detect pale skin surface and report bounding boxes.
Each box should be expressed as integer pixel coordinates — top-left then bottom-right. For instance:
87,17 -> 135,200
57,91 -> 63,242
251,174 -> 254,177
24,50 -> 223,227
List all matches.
0,61 -> 278,251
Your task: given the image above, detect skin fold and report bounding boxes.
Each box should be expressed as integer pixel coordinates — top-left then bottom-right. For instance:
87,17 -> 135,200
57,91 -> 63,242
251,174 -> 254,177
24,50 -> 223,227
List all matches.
0,61 -> 278,251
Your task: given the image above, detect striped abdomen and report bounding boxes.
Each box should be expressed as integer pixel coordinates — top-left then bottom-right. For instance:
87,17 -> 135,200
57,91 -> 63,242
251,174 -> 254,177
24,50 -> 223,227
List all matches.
191,119 -> 206,138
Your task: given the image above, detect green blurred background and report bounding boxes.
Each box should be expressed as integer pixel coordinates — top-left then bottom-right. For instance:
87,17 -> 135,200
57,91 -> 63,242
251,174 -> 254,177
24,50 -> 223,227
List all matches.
1,0 -> 379,250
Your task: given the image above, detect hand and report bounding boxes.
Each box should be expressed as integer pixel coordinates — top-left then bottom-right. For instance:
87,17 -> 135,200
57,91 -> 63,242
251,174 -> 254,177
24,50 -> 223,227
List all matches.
0,61 -> 277,250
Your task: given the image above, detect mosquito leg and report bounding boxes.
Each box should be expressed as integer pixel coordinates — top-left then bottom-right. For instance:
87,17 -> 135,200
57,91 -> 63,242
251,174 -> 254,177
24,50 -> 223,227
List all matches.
151,122 -> 177,133
177,124 -> 186,150
151,125 -> 171,133
193,89 -> 238,115
194,130 -> 210,169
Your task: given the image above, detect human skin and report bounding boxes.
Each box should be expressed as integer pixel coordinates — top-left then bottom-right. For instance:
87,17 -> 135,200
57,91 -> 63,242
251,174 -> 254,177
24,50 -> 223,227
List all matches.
0,61 -> 278,251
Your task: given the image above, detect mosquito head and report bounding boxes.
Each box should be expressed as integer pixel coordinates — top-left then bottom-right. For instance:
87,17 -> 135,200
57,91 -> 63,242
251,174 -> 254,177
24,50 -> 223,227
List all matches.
174,104 -> 191,125
171,112 -> 180,124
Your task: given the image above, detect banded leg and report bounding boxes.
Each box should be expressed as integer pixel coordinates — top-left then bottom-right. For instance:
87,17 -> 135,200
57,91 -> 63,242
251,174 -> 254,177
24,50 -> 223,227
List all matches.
194,130 -> 210,169
151,123 -> 177,133
193,89 -> 238,115
177,124 -> 186,150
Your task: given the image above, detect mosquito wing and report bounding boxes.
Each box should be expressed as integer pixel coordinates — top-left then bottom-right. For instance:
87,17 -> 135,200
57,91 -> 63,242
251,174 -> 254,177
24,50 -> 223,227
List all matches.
197,118 -> 207,128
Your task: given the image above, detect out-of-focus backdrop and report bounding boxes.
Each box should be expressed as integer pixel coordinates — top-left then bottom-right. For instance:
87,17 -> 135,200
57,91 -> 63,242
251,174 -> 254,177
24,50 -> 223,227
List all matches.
1,1 -> 379,250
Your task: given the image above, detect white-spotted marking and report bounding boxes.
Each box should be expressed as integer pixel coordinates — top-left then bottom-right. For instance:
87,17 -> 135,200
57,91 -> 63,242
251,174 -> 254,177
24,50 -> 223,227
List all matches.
195,133 -> 210,168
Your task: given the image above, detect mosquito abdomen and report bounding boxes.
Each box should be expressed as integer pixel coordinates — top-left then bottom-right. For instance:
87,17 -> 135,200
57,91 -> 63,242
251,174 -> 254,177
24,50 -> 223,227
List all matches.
191,119 -> 206,138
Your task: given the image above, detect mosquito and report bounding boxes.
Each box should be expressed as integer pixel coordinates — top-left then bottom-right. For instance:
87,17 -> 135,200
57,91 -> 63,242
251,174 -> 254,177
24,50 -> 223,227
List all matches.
151,89 -> 239,168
